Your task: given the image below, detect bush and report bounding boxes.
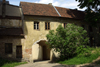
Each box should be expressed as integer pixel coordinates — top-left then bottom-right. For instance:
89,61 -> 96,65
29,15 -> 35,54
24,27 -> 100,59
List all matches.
46,23 -> 89,60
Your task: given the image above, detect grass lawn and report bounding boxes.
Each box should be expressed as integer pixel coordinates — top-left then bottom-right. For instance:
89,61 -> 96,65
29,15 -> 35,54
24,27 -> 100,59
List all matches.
0,58 -> 27,67
58,47 -> 100,65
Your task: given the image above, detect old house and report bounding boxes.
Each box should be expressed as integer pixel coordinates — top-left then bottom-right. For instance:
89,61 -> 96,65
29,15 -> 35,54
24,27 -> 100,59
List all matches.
0,0 -> 100,62
20,2 -> 86,62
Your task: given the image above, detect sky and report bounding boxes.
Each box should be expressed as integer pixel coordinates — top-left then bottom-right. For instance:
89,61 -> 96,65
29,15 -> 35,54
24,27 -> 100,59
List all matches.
7,0 -> 86,11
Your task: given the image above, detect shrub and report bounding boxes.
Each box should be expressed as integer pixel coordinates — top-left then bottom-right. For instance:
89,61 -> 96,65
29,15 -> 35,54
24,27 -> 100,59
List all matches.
46,23 -> 89,60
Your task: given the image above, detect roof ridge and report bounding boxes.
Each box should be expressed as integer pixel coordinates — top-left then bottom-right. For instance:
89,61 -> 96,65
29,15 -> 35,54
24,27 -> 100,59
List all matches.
20,1 -> 52,6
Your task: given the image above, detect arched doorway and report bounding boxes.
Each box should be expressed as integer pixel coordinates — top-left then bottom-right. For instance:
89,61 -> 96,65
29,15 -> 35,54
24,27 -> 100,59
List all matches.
32,40 -> 51,61
38,40 -> 50,60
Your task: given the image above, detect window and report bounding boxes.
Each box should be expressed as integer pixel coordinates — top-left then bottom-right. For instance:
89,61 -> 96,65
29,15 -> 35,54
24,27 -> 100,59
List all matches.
81,25 -> 85,29
89,26 -> 93,32
64,23 -> 67,28
89,37 -> 94,46
34,21 -> 39,30
99,27 -> 100,33
45,22 -> 50,30
5,43 -> 12,54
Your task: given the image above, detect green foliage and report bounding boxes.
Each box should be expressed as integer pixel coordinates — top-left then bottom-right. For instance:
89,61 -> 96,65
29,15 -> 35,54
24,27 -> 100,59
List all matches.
58,53 -> 100,65
76,0 -> 100,26
76,0 -> 100,11
46,23 -> 89,60
58,47 -> 100,65
76,46 -> 92,57
0,58 -> 27,67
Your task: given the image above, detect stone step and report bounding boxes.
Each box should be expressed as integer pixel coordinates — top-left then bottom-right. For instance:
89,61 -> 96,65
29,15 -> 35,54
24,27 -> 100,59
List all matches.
34,60 -> 51,63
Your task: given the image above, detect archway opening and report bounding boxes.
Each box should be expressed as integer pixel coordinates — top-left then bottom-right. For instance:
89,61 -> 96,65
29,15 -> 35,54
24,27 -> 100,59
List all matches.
38,40 -> 50,60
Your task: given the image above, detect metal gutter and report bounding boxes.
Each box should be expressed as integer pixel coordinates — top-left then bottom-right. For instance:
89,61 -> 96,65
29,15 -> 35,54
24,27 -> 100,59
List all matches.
52,5 -> 61,17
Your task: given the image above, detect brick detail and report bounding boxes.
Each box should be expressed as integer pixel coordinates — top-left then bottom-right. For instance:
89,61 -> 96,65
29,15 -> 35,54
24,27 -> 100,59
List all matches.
25,48 -> 32,54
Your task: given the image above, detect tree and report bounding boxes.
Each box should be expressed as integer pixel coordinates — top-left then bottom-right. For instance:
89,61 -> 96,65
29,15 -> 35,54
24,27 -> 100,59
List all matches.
76,0 -> 100,26
46,23 -> 89,60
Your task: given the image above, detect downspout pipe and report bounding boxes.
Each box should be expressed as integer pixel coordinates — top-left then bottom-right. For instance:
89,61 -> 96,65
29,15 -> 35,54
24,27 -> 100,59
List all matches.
52,5 -> 61,17
2,0 -> 6,18
3,0 -> 5,3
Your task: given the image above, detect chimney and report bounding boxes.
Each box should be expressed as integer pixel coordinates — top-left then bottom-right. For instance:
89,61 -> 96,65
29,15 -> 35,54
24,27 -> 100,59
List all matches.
2,0 -> 6,17
48,3 -> 52,6
3,0 -> 5,3
74,8 -> 77,10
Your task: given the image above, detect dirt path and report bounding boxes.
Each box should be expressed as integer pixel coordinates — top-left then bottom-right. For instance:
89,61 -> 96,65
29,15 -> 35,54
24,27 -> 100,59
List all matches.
15,60 -> 100,67
15,63 -> 65,67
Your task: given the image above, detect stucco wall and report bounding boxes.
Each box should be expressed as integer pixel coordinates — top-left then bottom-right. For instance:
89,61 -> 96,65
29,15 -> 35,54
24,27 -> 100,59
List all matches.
23,16 -> 86,61
23,16 -> 85,49
32,44 -> 43,61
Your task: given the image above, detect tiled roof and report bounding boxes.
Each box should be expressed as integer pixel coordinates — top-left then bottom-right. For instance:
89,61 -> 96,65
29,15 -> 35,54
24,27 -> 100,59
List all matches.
56,7 -> 85,19
0,28 -> 24,36
20,2 -> 85,20
20,2 -> 59,17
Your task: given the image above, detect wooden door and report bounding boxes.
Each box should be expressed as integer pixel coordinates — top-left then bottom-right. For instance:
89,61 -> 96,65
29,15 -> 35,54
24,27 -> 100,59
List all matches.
16,46 -> 22,58
43,46 -> 50,60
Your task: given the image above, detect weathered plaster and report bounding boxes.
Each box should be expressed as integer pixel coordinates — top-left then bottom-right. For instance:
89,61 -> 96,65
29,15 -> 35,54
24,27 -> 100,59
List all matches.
0,19 -> 22,27
23,16 -> 86,62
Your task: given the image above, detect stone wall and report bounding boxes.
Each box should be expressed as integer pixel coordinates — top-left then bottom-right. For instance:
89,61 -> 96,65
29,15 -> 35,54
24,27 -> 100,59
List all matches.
0,36 -> 24,61
0,19 -> 22,27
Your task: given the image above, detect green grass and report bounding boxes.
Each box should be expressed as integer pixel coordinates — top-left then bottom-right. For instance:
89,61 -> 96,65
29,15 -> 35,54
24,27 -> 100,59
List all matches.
58,47 -> 100,65
0,58 -> 27,67
58,53 -> 100,65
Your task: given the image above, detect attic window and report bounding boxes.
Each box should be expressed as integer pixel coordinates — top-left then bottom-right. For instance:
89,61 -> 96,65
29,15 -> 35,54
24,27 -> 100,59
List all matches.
64,23 -> 67,28
34,21 -> 39,30
45,22 -> 50,30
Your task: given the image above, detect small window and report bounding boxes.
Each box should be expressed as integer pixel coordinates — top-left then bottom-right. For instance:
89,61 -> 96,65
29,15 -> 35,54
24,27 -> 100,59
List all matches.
89,26 -> 93,32
99,27 -> 100,33
82,25 -> 85,29
64,23 -> 67,28
45,22 -> 50,30
89,37 -> 94,46
5,43 -> 12,54
34,21 -> 39,30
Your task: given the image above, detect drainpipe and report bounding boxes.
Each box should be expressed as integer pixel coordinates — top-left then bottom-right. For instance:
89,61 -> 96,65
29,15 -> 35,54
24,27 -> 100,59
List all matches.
2,0 -> 6,17
48,3 -> 61,17
53,5 -> 61,17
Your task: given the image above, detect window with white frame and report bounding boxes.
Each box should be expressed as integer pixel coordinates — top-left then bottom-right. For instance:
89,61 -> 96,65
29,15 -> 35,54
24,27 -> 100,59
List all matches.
34,21 -> 39,30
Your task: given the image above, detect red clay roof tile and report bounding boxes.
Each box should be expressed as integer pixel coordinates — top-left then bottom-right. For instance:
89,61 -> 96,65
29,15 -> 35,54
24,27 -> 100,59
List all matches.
20,2 -> 85,20
20,2 -> 59,17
